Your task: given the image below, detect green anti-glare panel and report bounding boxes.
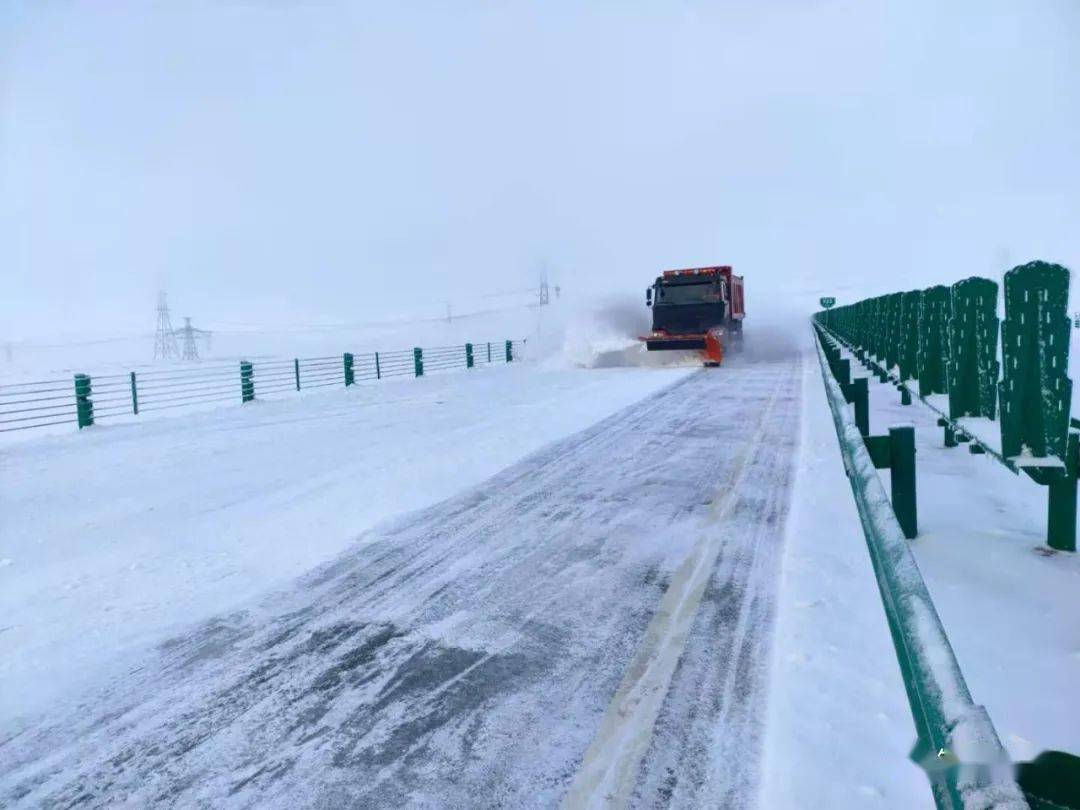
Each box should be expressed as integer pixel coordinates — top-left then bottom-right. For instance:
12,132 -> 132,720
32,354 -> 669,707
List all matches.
874,295 -> 888,360
856,299 -> 870,350
884,292 -> 904,370
864,298 -> 872,354
917,285 -> 950,397
998,261 -> 1073,461
898,290 -> 921,382
877,295 -> 890,364
946,277 -> 999,419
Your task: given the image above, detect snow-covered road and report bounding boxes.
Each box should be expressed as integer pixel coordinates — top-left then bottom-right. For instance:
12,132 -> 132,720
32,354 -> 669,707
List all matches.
2,354 -> 801,808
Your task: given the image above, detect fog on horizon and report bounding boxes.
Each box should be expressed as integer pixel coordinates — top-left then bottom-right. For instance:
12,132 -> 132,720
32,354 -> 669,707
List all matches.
2,0 -> 1077,346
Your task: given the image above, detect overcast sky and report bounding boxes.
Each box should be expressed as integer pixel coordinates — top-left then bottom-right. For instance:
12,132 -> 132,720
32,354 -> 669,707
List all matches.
2,0 -> 1077,341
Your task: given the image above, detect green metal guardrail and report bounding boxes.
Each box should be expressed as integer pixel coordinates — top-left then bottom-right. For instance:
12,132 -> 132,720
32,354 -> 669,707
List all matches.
816,329 -> 919,537
815,261 -> 1077,552
813,323 -> 1028,810
0,339 -> 524,435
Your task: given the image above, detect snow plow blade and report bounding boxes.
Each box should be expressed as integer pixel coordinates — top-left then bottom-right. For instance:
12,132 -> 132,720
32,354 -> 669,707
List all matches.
642,328 -> 725,366
645,336 -> 706,351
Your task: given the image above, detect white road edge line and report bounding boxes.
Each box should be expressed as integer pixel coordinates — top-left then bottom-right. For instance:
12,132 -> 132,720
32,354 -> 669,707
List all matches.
561,372 -> 785,809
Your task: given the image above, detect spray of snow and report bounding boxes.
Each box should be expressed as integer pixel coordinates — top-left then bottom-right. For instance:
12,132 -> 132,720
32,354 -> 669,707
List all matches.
558,299 -> 648,366
553,296 -> 696,370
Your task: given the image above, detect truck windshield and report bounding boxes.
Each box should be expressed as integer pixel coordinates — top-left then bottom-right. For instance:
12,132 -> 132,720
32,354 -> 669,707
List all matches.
657,281 -> 715,304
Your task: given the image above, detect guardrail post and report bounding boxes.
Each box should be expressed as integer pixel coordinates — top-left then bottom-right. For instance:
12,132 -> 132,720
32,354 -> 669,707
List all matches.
74,374 -> 94,429
841,376 -> 869,436
294,358 -> 301,391
937,418 -> 958,448
836,357 -> 850,386
890,425 -> 918,539
505,340 -> 513,362
413,347 -> 424,377
375,351 -> 381,380
487,342 -> 492,363
130,371 -> 139,415
343,352 -> 355,386
465,343 -> 474,369
240,361 -> 254,402
1047,431 -> 1078,552
823,337 -> 840,373
863,425 -> 918,538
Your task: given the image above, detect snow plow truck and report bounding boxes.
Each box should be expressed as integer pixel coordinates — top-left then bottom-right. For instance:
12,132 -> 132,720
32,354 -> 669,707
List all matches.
642,265 -> 745,366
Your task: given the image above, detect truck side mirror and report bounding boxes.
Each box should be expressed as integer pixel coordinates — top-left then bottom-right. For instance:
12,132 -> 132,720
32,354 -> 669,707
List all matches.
646,288 -> 653,306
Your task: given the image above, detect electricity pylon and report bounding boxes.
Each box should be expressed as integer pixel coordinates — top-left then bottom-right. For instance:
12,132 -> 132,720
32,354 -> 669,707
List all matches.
154,292 -> 180,359
179,316 -> 212,360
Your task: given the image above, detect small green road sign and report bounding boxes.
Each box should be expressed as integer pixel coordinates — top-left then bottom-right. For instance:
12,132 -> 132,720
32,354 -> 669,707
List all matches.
820,297 -> 836,309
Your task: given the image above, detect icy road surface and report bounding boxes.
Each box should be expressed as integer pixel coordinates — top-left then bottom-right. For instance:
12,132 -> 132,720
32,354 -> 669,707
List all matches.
2,355 -> 800,808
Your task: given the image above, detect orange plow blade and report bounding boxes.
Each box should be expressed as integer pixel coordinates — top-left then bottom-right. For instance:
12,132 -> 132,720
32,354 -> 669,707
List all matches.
702,328 -> 725,366
640,328 -> 725,366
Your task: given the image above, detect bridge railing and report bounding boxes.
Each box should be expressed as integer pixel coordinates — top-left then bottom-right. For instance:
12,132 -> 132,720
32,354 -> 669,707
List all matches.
0,339 -> 523,435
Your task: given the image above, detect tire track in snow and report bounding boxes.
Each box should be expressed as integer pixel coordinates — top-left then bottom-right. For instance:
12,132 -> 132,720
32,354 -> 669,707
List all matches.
631,362 -> 801,808
562,367 -> 788,809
